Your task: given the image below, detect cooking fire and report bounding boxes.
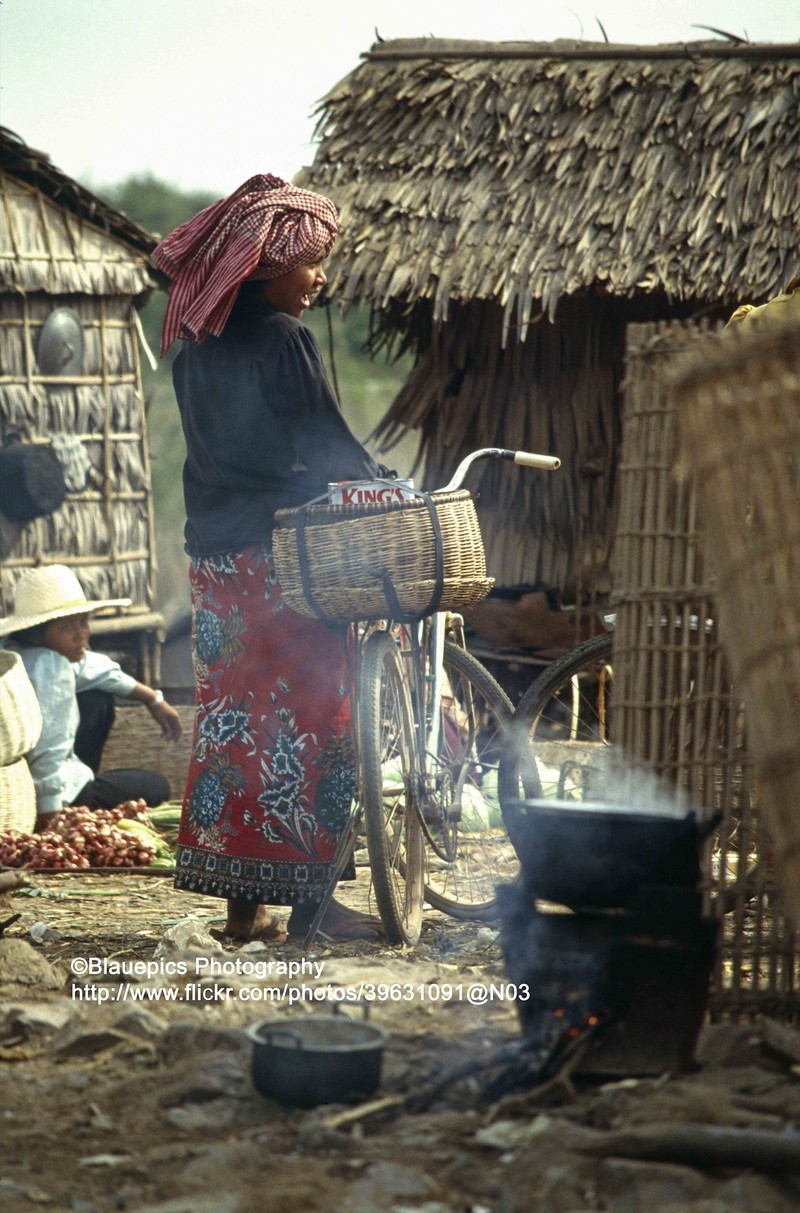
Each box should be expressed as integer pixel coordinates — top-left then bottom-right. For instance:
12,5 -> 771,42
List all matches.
493,794 -> 720,1089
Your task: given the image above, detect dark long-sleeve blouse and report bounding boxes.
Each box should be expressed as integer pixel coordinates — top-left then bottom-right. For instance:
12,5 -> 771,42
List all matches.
172,295 -> 381,556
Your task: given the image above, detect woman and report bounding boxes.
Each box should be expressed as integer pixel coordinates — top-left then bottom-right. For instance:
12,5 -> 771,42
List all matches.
0,564 -> 182,831
153,175 -> 385,943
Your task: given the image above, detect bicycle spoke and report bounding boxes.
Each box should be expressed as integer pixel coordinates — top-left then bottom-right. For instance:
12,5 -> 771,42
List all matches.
421,643 -> 517,919
498,632 -> 615,852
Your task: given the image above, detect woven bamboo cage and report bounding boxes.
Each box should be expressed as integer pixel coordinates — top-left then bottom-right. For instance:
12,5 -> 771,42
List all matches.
611,320 -> 722,802
611,319 -> 799,1021
0,140 -> 163,680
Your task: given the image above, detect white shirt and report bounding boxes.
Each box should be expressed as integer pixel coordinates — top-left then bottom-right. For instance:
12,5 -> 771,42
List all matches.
13,646 -> 136,817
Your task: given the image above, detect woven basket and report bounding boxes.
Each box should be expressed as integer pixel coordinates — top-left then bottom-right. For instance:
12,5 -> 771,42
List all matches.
0,649 -> 43,766
0,754 -> 36,833
672,315 -> 800,928
273,489 -> 493,623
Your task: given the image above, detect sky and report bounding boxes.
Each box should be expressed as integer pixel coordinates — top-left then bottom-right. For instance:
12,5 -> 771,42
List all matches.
1,0 -> 798,197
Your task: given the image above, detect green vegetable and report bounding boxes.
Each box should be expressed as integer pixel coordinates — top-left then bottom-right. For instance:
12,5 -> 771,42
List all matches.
117,819 -> 174,860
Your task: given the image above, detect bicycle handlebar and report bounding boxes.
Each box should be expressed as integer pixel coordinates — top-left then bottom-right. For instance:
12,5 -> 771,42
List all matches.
511,450 -> 561,471
441,447 -> 561,492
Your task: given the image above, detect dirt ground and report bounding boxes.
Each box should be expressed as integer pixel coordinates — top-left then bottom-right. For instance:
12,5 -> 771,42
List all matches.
2,868 -> 800,1213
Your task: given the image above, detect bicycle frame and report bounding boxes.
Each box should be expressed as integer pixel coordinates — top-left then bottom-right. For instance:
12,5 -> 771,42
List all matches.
418,448 -> 560,773
396,615 -> 444,797
302,447 -> 560,946
398,613 -> 472,798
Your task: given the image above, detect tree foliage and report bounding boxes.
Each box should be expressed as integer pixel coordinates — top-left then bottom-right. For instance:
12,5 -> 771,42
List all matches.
103,173 -> 216,242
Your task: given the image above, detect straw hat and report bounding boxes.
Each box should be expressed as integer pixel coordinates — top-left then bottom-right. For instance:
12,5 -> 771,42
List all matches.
0,565 -> 131,638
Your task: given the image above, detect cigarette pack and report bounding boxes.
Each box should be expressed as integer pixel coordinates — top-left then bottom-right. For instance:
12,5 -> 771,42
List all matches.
327,478 -> 416,506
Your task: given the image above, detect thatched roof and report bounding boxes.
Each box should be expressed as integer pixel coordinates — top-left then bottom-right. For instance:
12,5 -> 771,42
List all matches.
300,39 -> 800,340
0,126 -> 158,297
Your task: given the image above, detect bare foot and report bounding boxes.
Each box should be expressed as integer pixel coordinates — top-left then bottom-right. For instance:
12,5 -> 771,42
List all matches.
217,900 -> 285,943
288,898 -> 383,941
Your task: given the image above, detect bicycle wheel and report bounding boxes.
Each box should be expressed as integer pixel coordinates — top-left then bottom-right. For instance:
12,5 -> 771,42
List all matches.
498,631 -> 614,846
420,642 -> 516,920
358,630 -> 424,945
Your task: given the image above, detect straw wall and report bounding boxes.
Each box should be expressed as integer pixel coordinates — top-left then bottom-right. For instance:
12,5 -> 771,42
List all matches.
0,291 -> 157,613
611,319 -> 799,1020
374,296 -> 628,607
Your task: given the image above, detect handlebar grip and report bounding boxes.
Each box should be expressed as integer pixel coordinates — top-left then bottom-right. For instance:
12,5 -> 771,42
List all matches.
513,451 -> 561,471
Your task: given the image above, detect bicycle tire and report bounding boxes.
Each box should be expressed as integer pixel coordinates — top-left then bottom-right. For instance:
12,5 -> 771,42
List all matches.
358,630 -> 424,945
420,641 -> 517,921
498,631 -> 614,849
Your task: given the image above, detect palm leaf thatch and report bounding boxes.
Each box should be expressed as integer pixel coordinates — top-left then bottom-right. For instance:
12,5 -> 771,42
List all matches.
0,126 -> 156,297
302,39 -> 799,332
298,40 -> 799,603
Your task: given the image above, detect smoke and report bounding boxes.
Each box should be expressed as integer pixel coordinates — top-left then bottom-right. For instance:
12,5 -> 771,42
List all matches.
598,750 -> 692,818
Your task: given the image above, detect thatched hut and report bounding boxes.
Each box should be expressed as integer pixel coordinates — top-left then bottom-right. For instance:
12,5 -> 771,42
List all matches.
0,127 -> 163,680
299,38 -> 799,635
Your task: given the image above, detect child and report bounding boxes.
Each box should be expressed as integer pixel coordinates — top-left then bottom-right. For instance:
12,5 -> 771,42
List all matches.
0,565 -> 182,832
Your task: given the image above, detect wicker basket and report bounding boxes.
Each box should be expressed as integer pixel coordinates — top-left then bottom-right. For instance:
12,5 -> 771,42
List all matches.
0,754 -> 36,833
0,648 -> 43,766
672,315 -> 800,929
272,489 -> 493,623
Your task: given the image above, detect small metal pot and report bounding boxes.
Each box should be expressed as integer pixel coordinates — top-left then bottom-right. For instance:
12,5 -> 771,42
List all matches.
247,1004 -> 388,1108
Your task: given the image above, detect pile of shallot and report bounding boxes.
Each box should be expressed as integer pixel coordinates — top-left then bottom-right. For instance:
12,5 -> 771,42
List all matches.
0,800 -> 161,870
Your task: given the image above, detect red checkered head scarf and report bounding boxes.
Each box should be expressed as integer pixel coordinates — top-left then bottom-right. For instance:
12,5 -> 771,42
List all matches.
151,174 -> 339,354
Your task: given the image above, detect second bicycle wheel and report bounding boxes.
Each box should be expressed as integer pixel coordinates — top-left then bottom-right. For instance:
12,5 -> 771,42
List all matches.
358,630 -> 424,945
420,642 -> 517,920
498,631 -> 614,847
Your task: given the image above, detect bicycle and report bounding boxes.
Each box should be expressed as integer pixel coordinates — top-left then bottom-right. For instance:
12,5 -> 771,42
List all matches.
301,447 -> 561,947
497,629 -> 614,854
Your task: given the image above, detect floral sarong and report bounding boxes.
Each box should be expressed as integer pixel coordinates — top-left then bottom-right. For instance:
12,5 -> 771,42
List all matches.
174,546 -> 355,904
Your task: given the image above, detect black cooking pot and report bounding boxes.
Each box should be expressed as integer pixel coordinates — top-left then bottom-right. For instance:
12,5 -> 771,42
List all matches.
0,443 -> 66,522
247,1005 -> 388,1108
505,799 -> 718,909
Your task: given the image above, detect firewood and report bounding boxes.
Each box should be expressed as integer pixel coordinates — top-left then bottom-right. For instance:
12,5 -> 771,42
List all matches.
0,912 -> 22,937
577,1121 -> 800,1173
320,1094 -> 405,1130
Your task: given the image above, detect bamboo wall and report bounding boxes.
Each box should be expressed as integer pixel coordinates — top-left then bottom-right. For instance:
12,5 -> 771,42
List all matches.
611,320 -> 799,1021
0,291 -> 159,639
